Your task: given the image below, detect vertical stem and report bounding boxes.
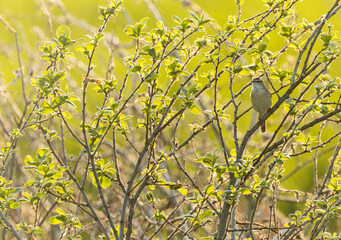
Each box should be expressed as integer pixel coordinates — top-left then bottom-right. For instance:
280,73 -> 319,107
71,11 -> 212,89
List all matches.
314,122 -> 325,196
0,210 -> 22,240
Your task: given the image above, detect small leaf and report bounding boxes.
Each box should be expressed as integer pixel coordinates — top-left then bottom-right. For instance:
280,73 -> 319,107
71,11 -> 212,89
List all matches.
177,188 -> 188,196
295,133 -> 306,143
62,111 -> 72,119
190,105 -> 201,114
189,11 -> 199,21
49,216 -> 64,225
199,209 -> 212,221
172,16 -> 181,24
56,25 -> 71,38
258,43 -> 267,52
56,207 -> 66,216
205,184 -> 214,195
10,202 -> 20,209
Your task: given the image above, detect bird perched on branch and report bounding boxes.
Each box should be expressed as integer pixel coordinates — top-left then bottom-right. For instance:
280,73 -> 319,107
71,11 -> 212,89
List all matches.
251,78 -> 272,133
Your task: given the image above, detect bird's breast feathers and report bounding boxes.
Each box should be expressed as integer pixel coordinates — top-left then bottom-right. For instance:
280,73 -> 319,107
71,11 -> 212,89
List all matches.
251,85 -> 272,115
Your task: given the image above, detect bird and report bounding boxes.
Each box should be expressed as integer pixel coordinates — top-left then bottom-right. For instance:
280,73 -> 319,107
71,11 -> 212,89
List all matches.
251,78 -> 272,133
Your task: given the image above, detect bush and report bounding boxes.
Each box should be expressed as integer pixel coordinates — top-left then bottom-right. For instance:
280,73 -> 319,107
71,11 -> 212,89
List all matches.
0,0 -> 340,239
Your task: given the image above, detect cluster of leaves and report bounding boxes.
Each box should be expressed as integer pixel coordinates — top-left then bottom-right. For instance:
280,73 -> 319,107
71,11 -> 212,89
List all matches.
0,0 -> 340,239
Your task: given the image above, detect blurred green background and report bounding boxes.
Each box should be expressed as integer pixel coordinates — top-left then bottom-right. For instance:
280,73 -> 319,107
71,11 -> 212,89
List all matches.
0,0 -> 340,233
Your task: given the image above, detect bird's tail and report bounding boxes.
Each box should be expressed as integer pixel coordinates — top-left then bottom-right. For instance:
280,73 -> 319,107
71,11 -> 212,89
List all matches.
259,115 -> 266,133
261,121 -> 266,133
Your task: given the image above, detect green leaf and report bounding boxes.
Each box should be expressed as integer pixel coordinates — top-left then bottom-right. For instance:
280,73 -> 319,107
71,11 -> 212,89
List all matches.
177,188 -> 188,196
99,175 -> 111,188
172,15 -> 181,24
189,11 -> 199,21
240,188 -> 251,195
225,23 -> 234,32
49,216 -> 67,225
90,172 -> 111,189
190,105 -> 201,114
56,207 -> 66,216
145,74 -> 159,83
199,209 -> 212,221
24,181 -> 34,187
10,202 -> 20,209
321,33 -> 333,46
12,187 -> 24,195
75,45 -> 86,52
295,133 -> 306,143
56,25 -> 71,38
146,192 -> 154,202
258,43 -> 267,52
62,111 -> 72,119
131,65 -> 142,73
37,165 -> 50,175
95,33 -> 104,43
124,26 -> 135,37
205,184 -> 214,195
24,155 -> 37,166
73,217 -> 83,229
40,107 -> 54,114
49,216 -> 64,225
124,17 -> 148,38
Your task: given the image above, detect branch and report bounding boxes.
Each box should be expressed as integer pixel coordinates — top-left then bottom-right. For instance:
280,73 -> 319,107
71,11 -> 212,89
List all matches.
317,135 -> 341,196
0,210 -> 21,240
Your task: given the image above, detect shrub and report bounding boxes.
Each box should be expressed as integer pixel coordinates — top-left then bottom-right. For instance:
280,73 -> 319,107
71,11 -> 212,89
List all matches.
0,0 -> 340,239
